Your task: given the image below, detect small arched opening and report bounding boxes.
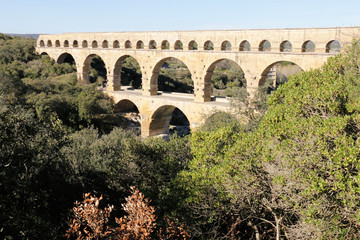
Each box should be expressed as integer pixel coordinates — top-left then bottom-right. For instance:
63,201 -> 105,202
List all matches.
47,40 -> 52,47
221,41 -> 232,51
326,40 -> 341,53
151,57 -> 193,95
205,59 -> 246,98
174,40 -> 183,50
149,105 -> 190,137
83,54 -> 107,85
204,40 -> 214,50
125,40 -> 132,49
239,40 -> 251,51
64,40 -> 69,48
113,40 -> 120,48
259,40 -> 271,51
55,40 -> 60,47
92,40 -> 98,48
39,40 -> 45,47
280,40 -> 292,52
188,40 -> 198,50
149,40 -> 157,49
136,40 -> 144,49
161,40 -> 170,50
82,40 -> 88,48
259,61 -> 303,93
302,40 -> 315,52
113,55 -> 142,90
102,40 -> 109,48
73,40 -> 78,48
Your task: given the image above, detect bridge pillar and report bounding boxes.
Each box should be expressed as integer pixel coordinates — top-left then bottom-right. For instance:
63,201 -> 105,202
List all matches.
77,68 -> 90,85
107,74 -> 121,91
142,71 -> 158,96
194,80 -> 211,102
244,70 -> 261,100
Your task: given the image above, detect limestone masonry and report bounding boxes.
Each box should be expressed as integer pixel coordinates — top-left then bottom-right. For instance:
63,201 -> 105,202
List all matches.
36,27 -> 360,136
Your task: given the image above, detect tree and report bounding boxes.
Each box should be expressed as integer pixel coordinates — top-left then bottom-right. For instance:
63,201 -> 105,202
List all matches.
66,187 -> 189,240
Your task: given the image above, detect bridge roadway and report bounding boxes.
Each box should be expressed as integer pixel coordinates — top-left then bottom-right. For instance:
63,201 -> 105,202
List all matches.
103,87 -> 231,137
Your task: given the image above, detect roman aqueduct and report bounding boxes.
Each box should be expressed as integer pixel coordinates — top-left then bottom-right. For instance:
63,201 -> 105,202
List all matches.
36,27 -> 360,136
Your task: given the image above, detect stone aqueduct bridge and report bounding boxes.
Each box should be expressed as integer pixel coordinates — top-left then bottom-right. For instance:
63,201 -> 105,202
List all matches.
36,27 -> 360,136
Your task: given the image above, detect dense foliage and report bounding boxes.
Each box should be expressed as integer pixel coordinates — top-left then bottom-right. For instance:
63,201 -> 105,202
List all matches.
2,33 -> 360,239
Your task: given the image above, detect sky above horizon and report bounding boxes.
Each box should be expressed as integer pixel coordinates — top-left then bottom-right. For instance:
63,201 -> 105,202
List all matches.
1,0 -> 360,34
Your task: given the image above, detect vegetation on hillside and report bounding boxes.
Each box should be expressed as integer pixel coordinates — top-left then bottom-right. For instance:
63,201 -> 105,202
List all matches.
1,33 -> 360,239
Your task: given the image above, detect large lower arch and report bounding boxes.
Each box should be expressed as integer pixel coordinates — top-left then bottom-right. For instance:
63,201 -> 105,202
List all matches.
57,52 -> 76,65
114,99 -> 139,113
150,57 -> 193,95
204,58 -> 246,99
148,105 -> 190,136
111,55 -> 142,91
82,54 -> 107,84
259,61 -> 303,89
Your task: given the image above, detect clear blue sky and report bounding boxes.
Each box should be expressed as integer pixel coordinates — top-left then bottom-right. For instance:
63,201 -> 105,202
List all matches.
1,0 -> 360,34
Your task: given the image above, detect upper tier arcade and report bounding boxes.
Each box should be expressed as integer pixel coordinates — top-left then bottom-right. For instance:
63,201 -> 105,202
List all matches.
36,27 -> 360,102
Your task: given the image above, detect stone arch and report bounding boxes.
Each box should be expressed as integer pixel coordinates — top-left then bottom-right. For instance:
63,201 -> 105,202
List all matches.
221,40 -> 232,51
259,40 -> 271,51
239,40 -> 251,51
148,105 -> 190,136
55,40 -> 60,47
114,99 -> 140,113
150,57 -> 193,95
280,40 -> 292,52
111,55 -> 143,91
149,40 -> 157,49
174,40 -> 183,50
136,40 -> 144,49
302,40 -> 315,52
102,40 -> 109,48
125,40 -> 132,49
47,40 -> 52,47
73,40 -> 78,48
92,40 -> 98,48
39,40 -> 45,47
82,40 -> 88,48
113,40 -> 120,48
204,58 -> 246,99
326,40 -> 341,53
40,52 -> 50,57
204,40 -> 214,50
188,40 -> 198,50
64,40 -> 69,48
82,54 -> 107,84
259,61 -> 303,87
161,40 -> 170,50
57,52 -> 76,66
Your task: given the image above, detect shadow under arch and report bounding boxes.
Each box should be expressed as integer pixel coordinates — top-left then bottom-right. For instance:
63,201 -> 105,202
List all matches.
114,99 -> 140,113
204,58 -> 246,99
57,52 -> 76,65
259,61 -> 303,89
150,57 -> 193,95
82,54 -> 107,84
149,105 -> 190,136
113,55 -> 142,90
